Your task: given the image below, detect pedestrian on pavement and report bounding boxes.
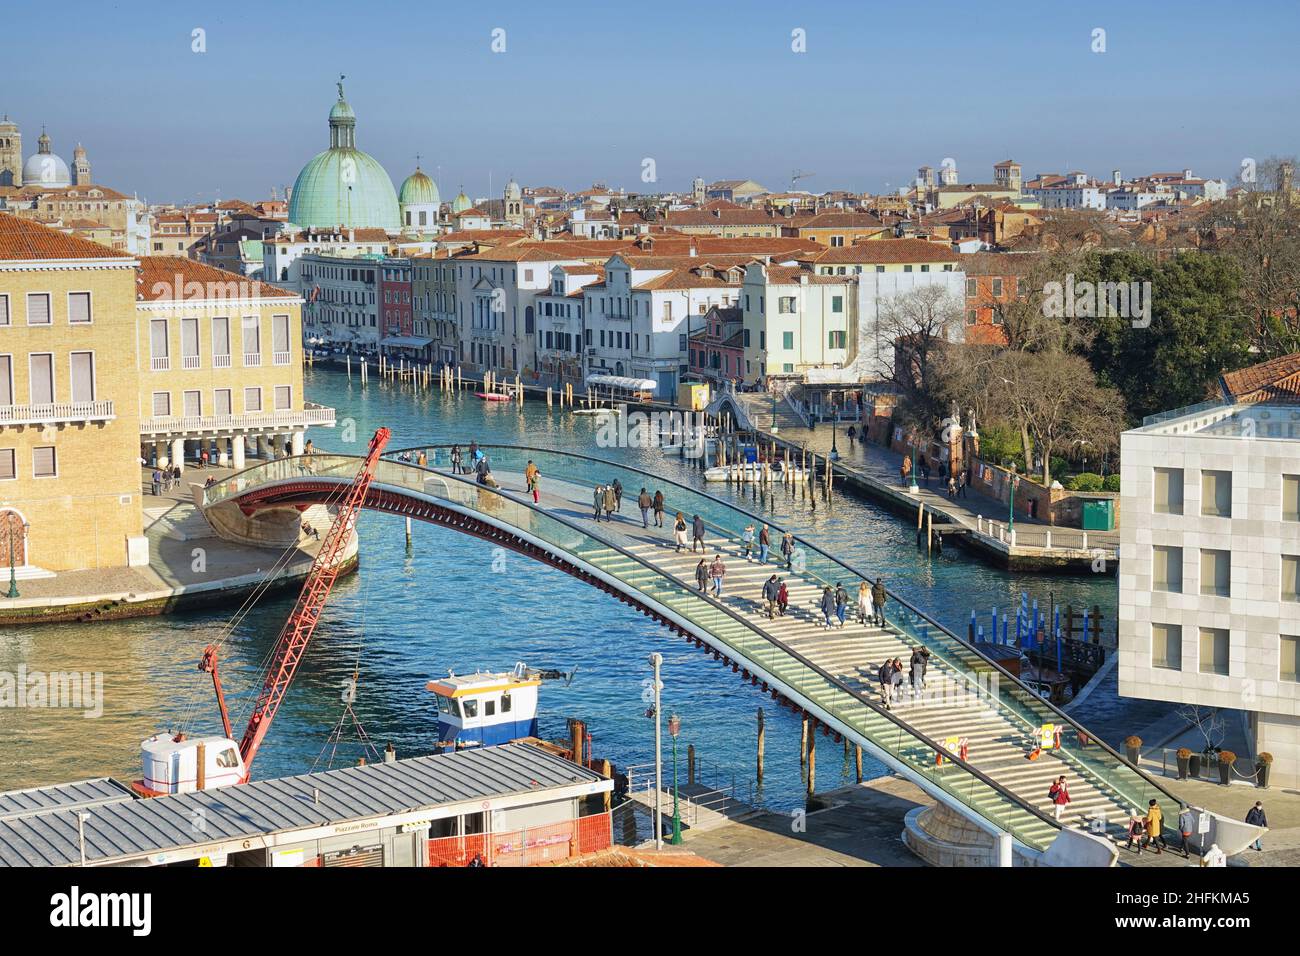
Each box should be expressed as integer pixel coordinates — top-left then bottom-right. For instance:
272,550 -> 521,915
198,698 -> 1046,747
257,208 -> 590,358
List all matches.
890,658 -> 904,700
777,578 -> 789,616
947,476 -> 957,499
781,531 -> 795,569
171,464 -> 181,490
871,578 -> 887,627
1144,799 -> 1166,854
674,512 -> 689,551
741,523 -> 755,560
637,488 -> 652,528
857,582 -> 872,625
910,647 -> 926,695
900,455 -> 911,487
469,441 -> 479,467
709,554 -> 726,598
1048,775 -> 1071,822
653,490 -> 665,527
593,484 -> 606,521
1177,804 -> 1196,858
763,574 -> 780,620
694,558 -> 708,591
151,469 -> 162,496
692,514 -> 706,553
820,586 -> 836,629
200,448 -> 209,468
602,484 -> 618,521
1246,801 -> 1267,850
758,524 -> 770,564
879,659 -> 894,709
611,478 -> 623,512
847,424 -> 857,445
834,582 -> 849,627
1127,808 -> 1148,852
451,444 -> 463,474
957,471 -> 968,498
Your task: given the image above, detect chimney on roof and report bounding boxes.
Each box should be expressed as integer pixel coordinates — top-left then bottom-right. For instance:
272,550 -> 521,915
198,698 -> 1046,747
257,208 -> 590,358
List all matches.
1112,169 -> 1122,186
1183,168 -> 1192,180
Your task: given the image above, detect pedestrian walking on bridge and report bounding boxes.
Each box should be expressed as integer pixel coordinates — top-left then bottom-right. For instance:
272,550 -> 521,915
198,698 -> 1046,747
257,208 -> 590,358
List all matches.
834,582 -> 849,627
758,524 -> 770,564
694,558 -> 708,591
820,586 -> 836,629
692,514 -> 706,553
781,530 -> 795,569
763,574 -> 780,620
871,578 -> 887,627
709,554 -> 726,598
777,579 -> 789,616
1246,801 -> 1267,851
602,484 -> 618,521
857,582 -> 872,625
879,659 -> 895,710
653,490 -> 665,527
611,478 -> 623,512
674,512 -> 688,552
593,484 -> 606,521
638,488 -> 652,528
1049,776 -> 1071,822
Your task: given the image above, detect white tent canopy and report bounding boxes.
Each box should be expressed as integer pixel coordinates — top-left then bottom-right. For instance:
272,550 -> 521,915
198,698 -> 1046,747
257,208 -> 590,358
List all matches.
585,374 -> 657,395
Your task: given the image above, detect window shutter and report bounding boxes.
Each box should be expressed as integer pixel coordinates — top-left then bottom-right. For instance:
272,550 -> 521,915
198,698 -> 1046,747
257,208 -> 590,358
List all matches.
272,314 -> 289,353
153,392 -> 171,416
212,317 -> 230,356
32,446 -> 56,477
151,319 -> 169,358
27,294 -> 50,325
70,352 -> 94,402
182,318 -> 199,357
274,385 -> 291,410
68,292 -> 91,324
183,390 -> 201,417
29,354 -> 54,404
0,295 -> 9,326
215,389 -> 232,416
0,356 -> 11,406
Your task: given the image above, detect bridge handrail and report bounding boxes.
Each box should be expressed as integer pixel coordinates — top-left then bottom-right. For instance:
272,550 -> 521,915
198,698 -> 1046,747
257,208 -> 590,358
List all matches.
380,442 -> 1182,817
204,453 -> 1068,847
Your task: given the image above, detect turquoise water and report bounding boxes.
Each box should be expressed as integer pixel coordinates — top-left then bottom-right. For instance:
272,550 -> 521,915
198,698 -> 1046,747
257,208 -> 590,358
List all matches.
0,367 -> 1117,810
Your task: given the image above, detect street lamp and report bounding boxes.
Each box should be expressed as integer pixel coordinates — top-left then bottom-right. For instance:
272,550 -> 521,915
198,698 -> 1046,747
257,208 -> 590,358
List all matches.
770,390 -> 779,434
908,435 -> 919,493
6,519 -> 28,599
829,403 -> 840,461
1009,472 -> 1020,531
668,712 -> 683,844
648,652 -> 664,850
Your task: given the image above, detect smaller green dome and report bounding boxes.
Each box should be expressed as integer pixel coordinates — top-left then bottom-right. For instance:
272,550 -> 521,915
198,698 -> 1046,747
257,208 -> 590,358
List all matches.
451,187 -> 472,214
329,99 -> 355,122
400,168 -> 440,206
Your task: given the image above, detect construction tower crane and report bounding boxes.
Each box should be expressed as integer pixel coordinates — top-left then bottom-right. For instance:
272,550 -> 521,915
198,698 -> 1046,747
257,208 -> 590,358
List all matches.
134,427 -> 392,796
791,169 -> 815,191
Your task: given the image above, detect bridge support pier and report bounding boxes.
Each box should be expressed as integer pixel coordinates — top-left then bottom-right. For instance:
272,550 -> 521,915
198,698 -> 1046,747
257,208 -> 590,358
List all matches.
231,436 -> 246,470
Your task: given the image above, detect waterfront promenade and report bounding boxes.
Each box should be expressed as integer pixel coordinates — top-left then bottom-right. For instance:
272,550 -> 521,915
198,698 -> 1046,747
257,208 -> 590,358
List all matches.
0,466 -> 335,625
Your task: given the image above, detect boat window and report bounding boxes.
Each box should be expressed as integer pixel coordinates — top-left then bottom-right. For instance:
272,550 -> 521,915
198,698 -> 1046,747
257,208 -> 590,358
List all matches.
462,699 -> 478,718
215,748 -> 239,769
500,694 -> 512,713
435,694 -> 458,716
485,699 -> 496,716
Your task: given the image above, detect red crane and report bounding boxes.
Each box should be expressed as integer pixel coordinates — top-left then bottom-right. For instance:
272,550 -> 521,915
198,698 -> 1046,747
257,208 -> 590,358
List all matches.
201,427 -> 390,782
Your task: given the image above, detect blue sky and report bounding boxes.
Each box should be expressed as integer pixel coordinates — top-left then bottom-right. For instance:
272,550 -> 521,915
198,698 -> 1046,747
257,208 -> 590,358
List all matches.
5,0 -> 1298,203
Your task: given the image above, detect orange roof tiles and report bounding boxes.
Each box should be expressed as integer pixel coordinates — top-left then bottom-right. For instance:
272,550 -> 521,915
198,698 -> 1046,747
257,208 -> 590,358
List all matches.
135,255 -> 296,302
0,212 -> 133,261
1220,353 -> 1300,404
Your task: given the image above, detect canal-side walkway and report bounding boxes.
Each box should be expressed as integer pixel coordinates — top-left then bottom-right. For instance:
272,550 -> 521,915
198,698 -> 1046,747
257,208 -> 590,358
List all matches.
0,465 -> 338,625
729,400 -> 1117,572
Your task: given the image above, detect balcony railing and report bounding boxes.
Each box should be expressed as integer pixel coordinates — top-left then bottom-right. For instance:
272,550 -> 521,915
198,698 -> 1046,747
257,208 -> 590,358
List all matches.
0,400 -> 116,427
273,350 -> 292,365
243,352 -> 262,367
138,404 -> 337,436
183,355 -> 201,369
151,356 -> 170,371
213,354 -> 232,369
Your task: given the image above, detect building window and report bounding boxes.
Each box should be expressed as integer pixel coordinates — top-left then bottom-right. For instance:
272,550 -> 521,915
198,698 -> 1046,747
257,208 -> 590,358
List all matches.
0,356 -> 11,406
966,310 -> 978,325
1201,470 -> 1232,517
182,317 -> 200,369
0,294 -> 9,326
32,446 -> 56,479
183,390 -> 202,417
782,362 -> 794,373
150,318 -> 170,370
1152,545 -> 1183,593
28,353 -> 54,405
1283,555 -> 1300,602
991,278 -> 1003,297
1284,475 -> 1300,521
1151,623 -> 1182,671
782,331 -> 794,350
831,296 -> 843,313
779,296 -> 796,313
1198,627 -> 1230,676
69,351 -> 95,403
0,449 -> 14,481
1153,467 -> 1184,515
903,265 -> 913,273
152,391 -> 171,416
1200,549 -> 1231,597
272,314 -> 291,365
274,385 -> 291,410
828,331 -> 846,349
244,387 -> 262,413
242,315 -> 262,366
1281,635 -> 1299,683
214,388 -> 232,417
67,291 -> 91,324
26,293 -> 51,326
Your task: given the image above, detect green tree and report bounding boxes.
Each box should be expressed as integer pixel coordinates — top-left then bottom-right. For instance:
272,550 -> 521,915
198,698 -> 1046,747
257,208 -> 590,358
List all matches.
1088,251 -> 1251,423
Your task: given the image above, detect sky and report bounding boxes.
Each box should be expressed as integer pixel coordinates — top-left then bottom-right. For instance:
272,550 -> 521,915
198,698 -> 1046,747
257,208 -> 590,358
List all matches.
5,0 -> 1299,204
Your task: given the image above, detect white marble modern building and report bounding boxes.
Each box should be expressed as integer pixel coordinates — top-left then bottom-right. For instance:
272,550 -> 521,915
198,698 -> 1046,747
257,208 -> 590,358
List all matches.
1120,379 -> 1300,789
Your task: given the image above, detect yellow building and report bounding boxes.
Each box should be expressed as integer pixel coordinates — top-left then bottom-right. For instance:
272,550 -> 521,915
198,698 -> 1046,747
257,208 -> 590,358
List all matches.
798,237 -> 959,276
136,257 -> 332,469
781,211 -> 888,246
0,214 -> 146,573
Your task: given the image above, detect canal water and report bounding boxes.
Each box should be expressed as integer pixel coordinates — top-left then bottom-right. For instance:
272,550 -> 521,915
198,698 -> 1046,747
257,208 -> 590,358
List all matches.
0,368 -> 1118,811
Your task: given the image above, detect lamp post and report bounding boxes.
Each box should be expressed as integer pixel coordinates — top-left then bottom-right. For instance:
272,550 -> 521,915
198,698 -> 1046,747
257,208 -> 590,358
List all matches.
829,403 -> 840,461
908,435 -> 919,493
6,519 -> 27,599
1009,472 -> 1019,532
770,389 -> 779,434
668,712 -> 683,844
648,652 -> 664,850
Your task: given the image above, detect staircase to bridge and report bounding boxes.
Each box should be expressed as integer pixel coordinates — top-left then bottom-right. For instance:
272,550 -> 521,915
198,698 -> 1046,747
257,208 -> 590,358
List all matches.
200,444 -> 1191,865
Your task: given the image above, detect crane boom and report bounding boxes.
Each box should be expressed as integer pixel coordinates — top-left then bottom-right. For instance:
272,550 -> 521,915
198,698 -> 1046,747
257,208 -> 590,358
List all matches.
235,427 -> 391,777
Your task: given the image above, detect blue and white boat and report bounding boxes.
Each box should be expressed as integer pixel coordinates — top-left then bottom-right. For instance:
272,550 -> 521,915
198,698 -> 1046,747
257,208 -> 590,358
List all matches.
426,662 -> 571,749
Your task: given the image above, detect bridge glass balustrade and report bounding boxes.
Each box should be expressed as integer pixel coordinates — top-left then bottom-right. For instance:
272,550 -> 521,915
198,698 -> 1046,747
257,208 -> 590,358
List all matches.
204,452 -> 1062,848
400,445 -> 1180,823
206,447 -> 1179,841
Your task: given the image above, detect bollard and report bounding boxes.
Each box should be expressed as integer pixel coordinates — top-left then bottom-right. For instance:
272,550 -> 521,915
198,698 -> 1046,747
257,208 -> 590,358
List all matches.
800,716 -> 809,767
756,707 -> 765,782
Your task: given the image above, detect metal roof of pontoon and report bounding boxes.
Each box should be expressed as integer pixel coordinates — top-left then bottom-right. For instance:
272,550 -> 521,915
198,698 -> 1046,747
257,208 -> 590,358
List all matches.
0,778 -> 136,822
0,743 -> 607,867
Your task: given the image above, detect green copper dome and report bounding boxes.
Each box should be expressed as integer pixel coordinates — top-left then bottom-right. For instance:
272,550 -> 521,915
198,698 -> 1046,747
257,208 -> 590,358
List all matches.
451,187 -> 472,214
287,83 -> 399,232
399,167 -> 440,206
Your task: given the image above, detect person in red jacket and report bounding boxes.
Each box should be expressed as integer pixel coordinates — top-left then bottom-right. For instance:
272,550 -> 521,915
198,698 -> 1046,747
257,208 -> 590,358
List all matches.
1048,775 -> 1071,822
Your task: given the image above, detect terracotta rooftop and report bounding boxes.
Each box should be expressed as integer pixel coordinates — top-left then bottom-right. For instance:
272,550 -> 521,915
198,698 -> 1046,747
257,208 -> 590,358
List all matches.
135,255 -> 296,302
0,212 -> 133,261
802,238 -> 958,265
1220,353 -> 1300,405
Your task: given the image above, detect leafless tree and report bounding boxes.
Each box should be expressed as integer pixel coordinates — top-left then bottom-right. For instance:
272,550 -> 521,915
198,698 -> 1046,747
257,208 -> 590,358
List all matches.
1175,704 -> 1227,752
871,285 -> 963,431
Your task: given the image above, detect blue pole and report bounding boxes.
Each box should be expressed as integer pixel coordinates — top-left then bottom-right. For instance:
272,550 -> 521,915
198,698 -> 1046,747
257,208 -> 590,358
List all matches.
992,606 -> 998,643
1056,629 -> 1063,673
1082,608 -> 1090,645
1002,616 -> 1008,645
978,625 -> 984,643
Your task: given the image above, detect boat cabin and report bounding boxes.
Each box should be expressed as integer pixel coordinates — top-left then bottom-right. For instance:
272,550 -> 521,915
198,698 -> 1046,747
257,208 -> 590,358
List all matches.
426,665 -> 541,748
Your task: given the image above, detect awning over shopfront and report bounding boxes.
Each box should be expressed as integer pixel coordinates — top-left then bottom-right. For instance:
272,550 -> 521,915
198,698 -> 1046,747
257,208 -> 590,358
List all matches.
380,336 -> 434,348
585,373 -> 657,395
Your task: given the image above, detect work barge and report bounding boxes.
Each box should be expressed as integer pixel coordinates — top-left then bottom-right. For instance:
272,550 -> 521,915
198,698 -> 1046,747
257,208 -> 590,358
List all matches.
0,743 -> 613,868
